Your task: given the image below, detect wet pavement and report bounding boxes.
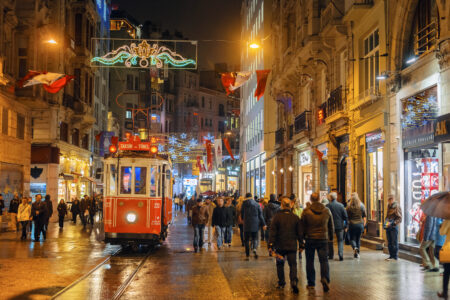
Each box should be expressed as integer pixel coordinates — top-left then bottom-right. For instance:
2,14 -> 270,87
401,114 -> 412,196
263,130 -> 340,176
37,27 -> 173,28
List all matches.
0,212 -> 444,299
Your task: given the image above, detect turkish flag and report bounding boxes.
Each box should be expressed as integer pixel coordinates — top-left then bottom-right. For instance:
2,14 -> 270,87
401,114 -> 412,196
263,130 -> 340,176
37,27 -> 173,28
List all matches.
315,148 -> 324,162
43,75 -> 75,93
223,138 -> 235,160
221,73 -> 236,95
254,70 -> 271,101
205,140 -> 213,172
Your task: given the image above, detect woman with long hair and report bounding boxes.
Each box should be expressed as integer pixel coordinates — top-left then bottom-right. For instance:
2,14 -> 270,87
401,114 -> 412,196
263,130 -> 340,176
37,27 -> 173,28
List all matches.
346,193 -> 367,258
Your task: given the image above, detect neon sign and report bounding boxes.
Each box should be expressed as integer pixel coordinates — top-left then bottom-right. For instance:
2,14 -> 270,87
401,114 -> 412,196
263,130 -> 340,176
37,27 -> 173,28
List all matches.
91,40 -> 196,68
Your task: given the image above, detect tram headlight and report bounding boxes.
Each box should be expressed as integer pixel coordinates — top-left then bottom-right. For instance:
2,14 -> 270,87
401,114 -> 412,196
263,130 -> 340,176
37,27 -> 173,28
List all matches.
126,212 -> 137,223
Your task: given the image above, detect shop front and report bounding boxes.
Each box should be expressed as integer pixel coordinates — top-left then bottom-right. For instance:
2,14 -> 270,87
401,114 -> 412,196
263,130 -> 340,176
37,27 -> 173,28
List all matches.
226,167 -> 239,193
401,85 -> 439,244
215,168 -> 226,192
0,162 -> 24,203
297,148 -> 312,205
434,112 -> 450,191
245,153 -> 266,197
58,154 -> 92,202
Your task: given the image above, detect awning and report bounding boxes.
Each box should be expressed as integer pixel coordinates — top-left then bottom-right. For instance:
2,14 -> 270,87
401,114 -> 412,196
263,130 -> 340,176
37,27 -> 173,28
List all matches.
59,173 -> 74,180
81,176 -> 96,183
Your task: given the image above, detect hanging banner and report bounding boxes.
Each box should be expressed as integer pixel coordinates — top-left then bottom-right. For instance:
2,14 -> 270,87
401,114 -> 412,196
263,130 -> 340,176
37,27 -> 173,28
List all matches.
254,69 -> 271,100
223,138 -> 235,160
214,138 -> 223,167
205,141 -> 213,172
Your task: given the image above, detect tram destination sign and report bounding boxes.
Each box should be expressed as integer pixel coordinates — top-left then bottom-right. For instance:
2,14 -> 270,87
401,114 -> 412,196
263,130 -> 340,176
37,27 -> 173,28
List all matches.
119,141 -> 152,151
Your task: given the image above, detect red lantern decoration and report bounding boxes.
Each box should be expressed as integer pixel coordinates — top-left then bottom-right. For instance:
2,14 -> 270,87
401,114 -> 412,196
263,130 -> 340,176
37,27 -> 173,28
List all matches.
109,145 -> 117,153
150,145 -> 158,154
125,132 -> 132,141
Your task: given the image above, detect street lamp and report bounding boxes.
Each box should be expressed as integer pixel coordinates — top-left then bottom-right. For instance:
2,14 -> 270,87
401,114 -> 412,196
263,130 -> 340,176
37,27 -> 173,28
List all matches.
45,39 -> 58,45
249,42 -> 260,49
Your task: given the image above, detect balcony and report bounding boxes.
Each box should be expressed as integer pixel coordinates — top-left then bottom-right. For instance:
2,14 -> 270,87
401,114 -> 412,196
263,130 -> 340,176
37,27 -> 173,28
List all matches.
275,128 -> 285,145
321,1 -> 344,32
294,111 -> 310,133
326,86 -> 348,123
414,21 -> 438,56
350,86 -> 381,110
344,0 -> 373,21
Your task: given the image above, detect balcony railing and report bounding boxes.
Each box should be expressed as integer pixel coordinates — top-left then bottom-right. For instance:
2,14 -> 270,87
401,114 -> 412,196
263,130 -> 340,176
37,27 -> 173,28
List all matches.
275,128 -> 284,145
415,21 -> 438,56
327,86 -> 344,116
294,111 -> 310,133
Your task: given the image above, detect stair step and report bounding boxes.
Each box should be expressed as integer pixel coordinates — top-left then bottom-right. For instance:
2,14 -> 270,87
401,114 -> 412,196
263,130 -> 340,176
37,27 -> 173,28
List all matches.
383,247 -> 422,263
361,237 -> 384,250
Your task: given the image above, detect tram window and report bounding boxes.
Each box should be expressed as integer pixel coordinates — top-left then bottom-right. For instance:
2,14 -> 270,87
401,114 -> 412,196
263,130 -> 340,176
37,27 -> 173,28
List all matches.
158,166 -> 161,196
109,164 -> 117,194
120,166 -> 132,194
150,166 -> 157,197
135,167 -> 147,194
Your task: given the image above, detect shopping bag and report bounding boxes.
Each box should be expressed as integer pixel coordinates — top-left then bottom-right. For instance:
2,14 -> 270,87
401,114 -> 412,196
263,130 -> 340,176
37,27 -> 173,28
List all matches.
440,244 -> 450,263
344,231 -> 351,245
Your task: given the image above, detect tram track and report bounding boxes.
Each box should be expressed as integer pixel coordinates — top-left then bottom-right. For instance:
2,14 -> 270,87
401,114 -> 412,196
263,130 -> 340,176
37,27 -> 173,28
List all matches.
52,247 -> 154,300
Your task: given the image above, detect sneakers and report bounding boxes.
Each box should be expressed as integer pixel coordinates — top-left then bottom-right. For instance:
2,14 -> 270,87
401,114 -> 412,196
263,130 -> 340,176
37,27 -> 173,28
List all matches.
339,256 -> 344,261
320,278 -> 330,293
427,268 -> 440,272
253,249 -> 258,259
385,257 -> 397,261
354,249 -> 359,258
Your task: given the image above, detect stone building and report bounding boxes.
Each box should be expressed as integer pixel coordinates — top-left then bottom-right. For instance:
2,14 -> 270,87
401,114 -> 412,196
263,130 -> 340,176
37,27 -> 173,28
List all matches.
269,0 -> 450,249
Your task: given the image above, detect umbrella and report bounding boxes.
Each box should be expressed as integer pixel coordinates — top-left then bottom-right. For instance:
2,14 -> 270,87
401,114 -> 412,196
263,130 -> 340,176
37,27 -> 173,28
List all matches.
421,191 -> 450,219
201,190 -> 216,196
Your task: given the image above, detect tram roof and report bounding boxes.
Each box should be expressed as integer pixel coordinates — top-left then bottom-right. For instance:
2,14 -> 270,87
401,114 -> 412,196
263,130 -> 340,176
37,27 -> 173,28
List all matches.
106,152 -> 171,162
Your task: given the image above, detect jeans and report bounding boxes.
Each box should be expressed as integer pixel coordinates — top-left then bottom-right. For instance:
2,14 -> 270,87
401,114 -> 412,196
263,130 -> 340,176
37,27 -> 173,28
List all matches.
349,223 -> 364,250
386,225 -> 399,259
305,239 -> 330,287
443,263 -> 450,297
420,240 -> 438,268
276,250 -> 298,286
193,224 -> 205,249
225,225 -> 233,244
215,226 -> 226,248
59,216 -> 65,228
328,229 -> 344,259
20,221 -> 28,239
244,231 -> 258,256
239,224 -> 244,246
33,220 -> 45,241
206,225 -> 213,244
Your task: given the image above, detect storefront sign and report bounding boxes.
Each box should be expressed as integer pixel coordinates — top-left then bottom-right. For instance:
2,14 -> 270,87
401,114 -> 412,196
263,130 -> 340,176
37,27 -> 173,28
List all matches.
303,173 -> 313,202
317,143 -> 328,158
299,150 -> 311,166
183,178 -> 198,186
434,113 -> 450,143
119,141 -> 152,151
366,130 -> 384,152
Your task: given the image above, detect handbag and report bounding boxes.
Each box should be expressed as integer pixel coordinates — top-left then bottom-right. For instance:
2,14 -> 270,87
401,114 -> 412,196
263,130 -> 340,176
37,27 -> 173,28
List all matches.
344,230 -> 351,245
440,244 -> 450,263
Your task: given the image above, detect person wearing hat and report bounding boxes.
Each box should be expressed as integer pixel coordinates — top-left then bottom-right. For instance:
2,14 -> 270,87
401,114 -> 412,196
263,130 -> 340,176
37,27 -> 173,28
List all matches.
191,198 -> 209,253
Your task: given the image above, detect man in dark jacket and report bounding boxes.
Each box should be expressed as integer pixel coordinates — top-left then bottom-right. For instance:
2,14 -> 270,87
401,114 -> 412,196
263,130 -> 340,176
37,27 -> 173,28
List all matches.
241,193 -> 266,259
224,198 -> 236,247
31,194 -> 48,241
192,198 -> 210,252
80,196 -> 88,227
326,192 -> 348,261
57,199 -> 67,228
300,192 -> 334,293
71,199 -> 81,224
87,196 -> 97,225
43,194 -> 53,235
8,193 -> 20,231
385,195 -> 402,261
420,215 -> 439,271
264,194 -> 280,242
269,196 -> 302,294
212,198 -> 228,250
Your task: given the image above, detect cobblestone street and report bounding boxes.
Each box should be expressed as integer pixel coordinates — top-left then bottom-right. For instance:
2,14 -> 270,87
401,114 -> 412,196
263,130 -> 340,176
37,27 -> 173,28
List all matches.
0,212 -> 444,299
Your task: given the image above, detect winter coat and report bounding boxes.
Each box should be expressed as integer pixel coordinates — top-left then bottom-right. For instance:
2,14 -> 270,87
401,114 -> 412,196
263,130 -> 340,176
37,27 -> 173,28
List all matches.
327,200 -> 348,231
423,216 -> 438,242
440,220 -> 450,250
44,200 -> 53,220
0,199 -> 4,215
292,207 -> 303,218
435,218 -> 446,247
31,201 -> 48,222
269,209 -> 302,252
8,198 -> 20,214
191,204 -> 210,226
241,198 -> 266,233
205,202 -> 216,225
80,199 -> 88,214
263,200 -> 280,227
300,202 -> 334,242
225,205 -> 236,227
385,201 -> 402,226
17,203 -> 31,222
71,200 -> 81,214
236,201 -> 244,225
58,203 -> 68,217
212,206 -> 228,227
346,203 -> 366,225
87,199 -> 97,214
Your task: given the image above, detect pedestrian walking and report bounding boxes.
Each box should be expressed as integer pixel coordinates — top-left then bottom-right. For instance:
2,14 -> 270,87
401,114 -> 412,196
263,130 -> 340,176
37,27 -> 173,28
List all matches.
191,198 -> 209,253
327,192 -> 348,261
8,193 -> 20,231
299,192 -> 334,293
0,194 -> 5,232
241,193 -> 266,259
87,196 -> 96,225
346,193 -> 366,259
212,198 -> 227,250
71,198 -> 81,224
97,196 -> 104,221
57,199 -> 68,228
43,194 -> 53,234
268,196 -> 302,294
384,194 -> 402,261
17,197 -> 31,240
236,197 -> 245,246
224,198 -> 235,247
204,197 -> 216,245
438,219 -> 450,299
419,215 -> 440,272
186,196 -> 196,224
31,195 -> 48,241
435,218 -> 446,261
80,196 -> 88,227
263,194 -> 280,242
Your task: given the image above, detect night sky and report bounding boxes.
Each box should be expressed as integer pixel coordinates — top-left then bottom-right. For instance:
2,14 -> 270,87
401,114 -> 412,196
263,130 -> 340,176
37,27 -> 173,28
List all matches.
114,0 -> 242,70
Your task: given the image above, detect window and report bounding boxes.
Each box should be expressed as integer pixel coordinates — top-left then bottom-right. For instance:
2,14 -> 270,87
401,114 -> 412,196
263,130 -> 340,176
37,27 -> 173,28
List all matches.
126,110 -> 132,119
150,166 -> 158,197
74,68 -> 81,99
120,166 -> 132,194
108,164 -> 117,195
209,99 -> 212,109
81,134 -> 89,150
2,108 -> 8,135
413,0 -> 438,56
362,29 -> 380,94
18,37 -> 28,78
16,113 -> 25,139
134,76 -> 139,90
60,122 -> 68,142
218,104 -> 225,116
75,14 -> 83,46
126,74 -> 133,90
72,128 -> 79,146
135,167 -> 147,194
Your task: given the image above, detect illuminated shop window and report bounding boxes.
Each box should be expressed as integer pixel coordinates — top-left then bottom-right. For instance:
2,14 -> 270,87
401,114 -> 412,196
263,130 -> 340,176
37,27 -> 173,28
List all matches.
120,166 -> 132,194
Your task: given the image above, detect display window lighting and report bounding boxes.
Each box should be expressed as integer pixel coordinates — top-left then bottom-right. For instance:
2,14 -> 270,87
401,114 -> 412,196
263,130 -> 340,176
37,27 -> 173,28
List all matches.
406,56 -> 417,64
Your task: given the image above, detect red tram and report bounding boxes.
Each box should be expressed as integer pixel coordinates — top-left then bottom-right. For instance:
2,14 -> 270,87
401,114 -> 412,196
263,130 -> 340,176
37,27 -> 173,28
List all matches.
103,139 -> 173,247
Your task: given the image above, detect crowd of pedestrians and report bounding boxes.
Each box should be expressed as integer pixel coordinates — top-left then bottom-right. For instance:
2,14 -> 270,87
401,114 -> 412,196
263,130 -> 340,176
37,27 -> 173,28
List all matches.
0,193 -> 103,241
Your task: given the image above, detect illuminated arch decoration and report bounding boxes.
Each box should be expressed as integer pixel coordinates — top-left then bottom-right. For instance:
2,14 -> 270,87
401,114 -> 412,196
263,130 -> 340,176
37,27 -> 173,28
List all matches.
91,39 -> 197,69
